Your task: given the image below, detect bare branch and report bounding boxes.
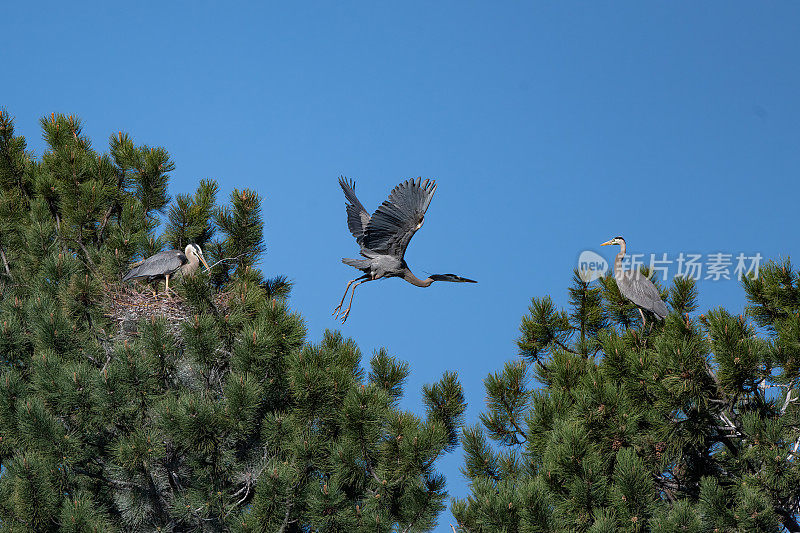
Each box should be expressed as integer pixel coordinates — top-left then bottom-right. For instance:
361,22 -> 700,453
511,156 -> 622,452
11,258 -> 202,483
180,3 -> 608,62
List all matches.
0,246 -> 12,280
206,253 -> 249,271
781,389 -> 797,415
277,497 -> 293,533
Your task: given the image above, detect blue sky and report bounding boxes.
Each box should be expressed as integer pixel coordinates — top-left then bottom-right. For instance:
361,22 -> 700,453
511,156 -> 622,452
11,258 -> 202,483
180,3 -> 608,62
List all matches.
5,2 -> 800,530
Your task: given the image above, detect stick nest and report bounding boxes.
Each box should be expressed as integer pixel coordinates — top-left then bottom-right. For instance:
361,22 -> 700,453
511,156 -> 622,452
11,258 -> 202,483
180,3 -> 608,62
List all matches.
105,285 -> 230,340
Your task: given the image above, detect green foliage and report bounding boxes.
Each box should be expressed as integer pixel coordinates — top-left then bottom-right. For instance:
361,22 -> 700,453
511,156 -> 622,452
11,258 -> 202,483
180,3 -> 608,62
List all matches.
455,264 -> 800,532
236,331 -> 465,532
164,178 -> 218,249
214,188 -> 265,279
0,112 -> 465,532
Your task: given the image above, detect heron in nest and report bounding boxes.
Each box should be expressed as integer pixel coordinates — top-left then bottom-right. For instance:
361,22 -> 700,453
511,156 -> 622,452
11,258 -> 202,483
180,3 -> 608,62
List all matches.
123,244 -> 210,296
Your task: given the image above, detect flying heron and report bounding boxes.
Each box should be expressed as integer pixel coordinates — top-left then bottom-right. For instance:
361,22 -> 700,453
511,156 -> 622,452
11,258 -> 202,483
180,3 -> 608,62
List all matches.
122,243 -> 210,296
601,236 -> 669,325
334,177 -> 477,322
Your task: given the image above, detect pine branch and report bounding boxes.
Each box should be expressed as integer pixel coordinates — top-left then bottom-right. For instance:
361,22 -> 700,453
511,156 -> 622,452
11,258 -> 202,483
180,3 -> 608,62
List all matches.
653,472 -> 696,500
96,205 -> 113,242
554,338 -> 579,355
74,232 -> 98,271
277,496 -> 294,533
358,423 -> 382,484
495,392 -> 527,445
400,484 -> 436,533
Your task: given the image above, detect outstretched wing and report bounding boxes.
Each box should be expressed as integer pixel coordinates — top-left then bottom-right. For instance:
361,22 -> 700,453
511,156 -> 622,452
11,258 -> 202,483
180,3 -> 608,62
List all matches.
618,271 -> 669,319
122,250 -> 186,281
362,178 -> 436,258
339,177 -> 371,245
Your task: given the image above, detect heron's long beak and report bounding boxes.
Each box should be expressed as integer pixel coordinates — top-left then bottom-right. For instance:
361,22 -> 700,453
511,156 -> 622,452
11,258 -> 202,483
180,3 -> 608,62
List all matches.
429,274 -> 478,283
199,254 -> 211,273
600,239 -> 615,246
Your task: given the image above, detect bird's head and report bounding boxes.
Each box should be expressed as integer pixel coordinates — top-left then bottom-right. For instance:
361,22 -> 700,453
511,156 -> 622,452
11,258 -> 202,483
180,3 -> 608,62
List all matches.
185,243 -> 211,272
429,273 -> 478,283
601,236 -> 626,247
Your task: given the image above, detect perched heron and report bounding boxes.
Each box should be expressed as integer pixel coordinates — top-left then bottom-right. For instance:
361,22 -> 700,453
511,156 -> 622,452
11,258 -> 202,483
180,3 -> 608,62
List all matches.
122,243 -> 210,296
334,177 -> 477,322
601,236 -> 669,325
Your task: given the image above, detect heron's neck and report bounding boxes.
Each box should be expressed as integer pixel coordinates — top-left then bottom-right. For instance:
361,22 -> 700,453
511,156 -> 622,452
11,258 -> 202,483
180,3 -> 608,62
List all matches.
185,253 -> 200,273
402,269 -> 434,287
615,242 -> 626,273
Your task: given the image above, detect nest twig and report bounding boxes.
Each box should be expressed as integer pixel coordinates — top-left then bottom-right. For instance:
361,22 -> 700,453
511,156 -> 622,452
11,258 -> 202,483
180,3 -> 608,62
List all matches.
108,287 -> 192,320
105,285 -> 192,338
104,283 -> 230,340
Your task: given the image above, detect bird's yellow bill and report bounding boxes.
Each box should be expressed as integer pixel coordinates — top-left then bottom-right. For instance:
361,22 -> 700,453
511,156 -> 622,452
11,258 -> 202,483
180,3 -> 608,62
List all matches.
199,255 -> 211,272
600,239 -> 615,246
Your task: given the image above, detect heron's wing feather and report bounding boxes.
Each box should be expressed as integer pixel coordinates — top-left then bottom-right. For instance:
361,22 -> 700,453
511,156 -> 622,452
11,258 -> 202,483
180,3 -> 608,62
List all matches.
342,257 -> 372,269
122,250 -> 186,280
618,271 -> 669,319
362,178 -> 436,257
339,177 -> 371,245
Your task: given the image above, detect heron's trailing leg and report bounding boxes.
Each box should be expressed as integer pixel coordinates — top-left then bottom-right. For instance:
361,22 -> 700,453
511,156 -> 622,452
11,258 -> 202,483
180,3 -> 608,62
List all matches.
339,278 -> 370,323
164,274 -> 172,298
638,308 -> 646,329
333,274 -> 369,317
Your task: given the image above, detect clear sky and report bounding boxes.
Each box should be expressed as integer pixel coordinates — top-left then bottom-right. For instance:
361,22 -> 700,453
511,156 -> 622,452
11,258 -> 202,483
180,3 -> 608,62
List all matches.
5,2 -> 800,530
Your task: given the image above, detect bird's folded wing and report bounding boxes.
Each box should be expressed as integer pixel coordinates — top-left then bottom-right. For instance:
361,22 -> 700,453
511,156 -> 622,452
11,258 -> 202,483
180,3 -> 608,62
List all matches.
122,250 -> 186,280
362,178 -> 436,257
622,271 -> 668,316
339,177 -> 371,245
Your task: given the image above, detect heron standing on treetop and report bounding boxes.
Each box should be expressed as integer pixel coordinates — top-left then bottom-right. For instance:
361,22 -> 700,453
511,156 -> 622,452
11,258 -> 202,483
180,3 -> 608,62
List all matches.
601,236 -> 669,326
334,177 -> 477,322
122,243 -> 210,297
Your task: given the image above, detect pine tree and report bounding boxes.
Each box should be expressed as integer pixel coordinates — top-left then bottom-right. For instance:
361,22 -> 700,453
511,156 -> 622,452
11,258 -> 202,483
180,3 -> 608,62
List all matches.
453,268 -> 800,532
0,111 -> 466,532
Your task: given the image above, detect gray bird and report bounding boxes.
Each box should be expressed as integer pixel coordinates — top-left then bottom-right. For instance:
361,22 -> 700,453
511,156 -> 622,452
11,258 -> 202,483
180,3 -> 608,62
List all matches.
601,236 -> 669,325
122,243 -> 210,296
334,177 -> 477,322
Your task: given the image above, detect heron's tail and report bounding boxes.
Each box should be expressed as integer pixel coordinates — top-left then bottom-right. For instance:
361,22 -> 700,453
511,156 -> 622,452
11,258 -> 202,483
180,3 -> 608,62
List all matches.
653,299 -> 669,320
342,257 -> 371,269
122,267 -> 140,281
